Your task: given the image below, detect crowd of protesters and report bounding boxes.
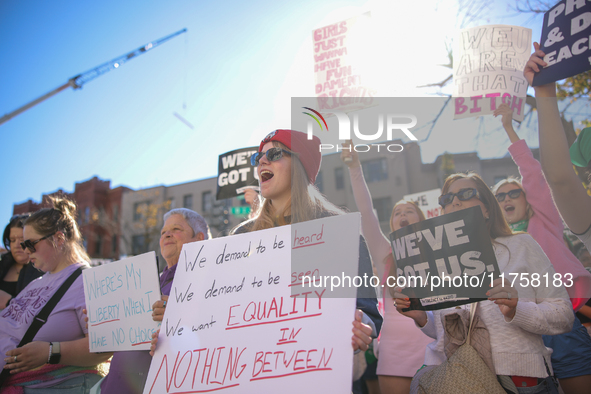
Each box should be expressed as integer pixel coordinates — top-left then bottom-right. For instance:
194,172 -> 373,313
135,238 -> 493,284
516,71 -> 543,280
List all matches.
0,45 -> 590,394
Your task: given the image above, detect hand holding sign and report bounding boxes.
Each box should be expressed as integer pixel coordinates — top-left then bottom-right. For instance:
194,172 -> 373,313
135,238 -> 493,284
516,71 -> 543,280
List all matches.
392,287 -> 428,327
149,329 -> 159,357
351,310 -> 373,352
523,43 -> 549,86
486,278 -> 519,320
151,295 -> 168,322
243,188 -> 260,212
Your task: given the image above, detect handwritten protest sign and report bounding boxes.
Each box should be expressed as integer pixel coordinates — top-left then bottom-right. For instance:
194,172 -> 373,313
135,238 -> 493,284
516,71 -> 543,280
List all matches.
404,189 -> 442,219
217,147 -> 259,200
144,214 -> 360,394
313,13 -> 378,113
389,206 -> 499,310
533,0 -> 591,86
453,25 -> 531,121
83,252 -> 160,351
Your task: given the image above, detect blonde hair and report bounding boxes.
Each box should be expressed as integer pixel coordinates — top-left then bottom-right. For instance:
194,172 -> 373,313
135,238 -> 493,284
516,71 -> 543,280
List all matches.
492,176 -> 533,221
441,172 -> 513,239
390,199 -> 426,233
386,199 -> 426,295
236,142 -> 343,233
25,196 -> 90,263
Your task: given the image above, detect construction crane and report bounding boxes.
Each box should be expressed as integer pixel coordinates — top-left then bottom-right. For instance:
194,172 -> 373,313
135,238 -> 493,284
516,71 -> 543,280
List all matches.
0,28 -> 187,126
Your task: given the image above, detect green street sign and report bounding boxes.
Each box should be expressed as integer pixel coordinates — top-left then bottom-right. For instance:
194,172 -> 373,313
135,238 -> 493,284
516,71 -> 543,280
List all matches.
230,206 -> 251,216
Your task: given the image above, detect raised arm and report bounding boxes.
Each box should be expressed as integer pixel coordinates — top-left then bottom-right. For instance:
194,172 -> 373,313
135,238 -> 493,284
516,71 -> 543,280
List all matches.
524,43 -> 591,234
341,140 -> 392,281
494,103 -> 520,144
496,103 -> 564,238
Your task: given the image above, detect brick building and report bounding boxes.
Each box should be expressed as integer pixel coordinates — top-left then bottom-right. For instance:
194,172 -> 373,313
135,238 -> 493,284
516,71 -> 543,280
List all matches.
13,177 -> 131,260
12,142 -> 536,263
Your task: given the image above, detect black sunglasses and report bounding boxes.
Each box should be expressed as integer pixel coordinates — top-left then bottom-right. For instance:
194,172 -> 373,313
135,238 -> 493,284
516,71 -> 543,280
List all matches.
495,189 -> 522,202
20,232 -> 56,253
250,147 -> 293,166
439,188 -> 479,208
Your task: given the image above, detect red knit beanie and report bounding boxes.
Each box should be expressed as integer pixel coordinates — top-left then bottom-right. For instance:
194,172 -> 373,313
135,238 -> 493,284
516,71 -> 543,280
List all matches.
258,129 -> 322,184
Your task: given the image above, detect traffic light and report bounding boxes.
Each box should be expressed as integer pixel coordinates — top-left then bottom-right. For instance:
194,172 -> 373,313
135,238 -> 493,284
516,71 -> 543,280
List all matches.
210,199 -> 230,234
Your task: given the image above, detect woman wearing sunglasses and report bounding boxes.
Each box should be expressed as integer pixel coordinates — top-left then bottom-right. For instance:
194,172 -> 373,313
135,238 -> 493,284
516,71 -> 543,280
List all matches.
0,196 -> 111,392
0,215 -> 43,309
394,172 -> 573,393
234,129 -> 382,391
340,140 -> 432,394
492,103 -> 591,309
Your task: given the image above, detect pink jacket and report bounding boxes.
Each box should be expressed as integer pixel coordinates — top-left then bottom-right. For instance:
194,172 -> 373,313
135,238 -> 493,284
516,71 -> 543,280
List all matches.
509,139 -> 591,311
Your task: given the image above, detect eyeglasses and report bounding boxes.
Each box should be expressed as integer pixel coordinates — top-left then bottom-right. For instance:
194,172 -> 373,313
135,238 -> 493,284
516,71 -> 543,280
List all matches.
438,188 -> 479,208
495,189 -> 522,202
250,147 -> 293,166
20,232 -> 56,253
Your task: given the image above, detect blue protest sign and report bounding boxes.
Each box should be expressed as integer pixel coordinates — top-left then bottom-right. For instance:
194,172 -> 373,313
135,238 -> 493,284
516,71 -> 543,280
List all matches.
533,0 -> 591,86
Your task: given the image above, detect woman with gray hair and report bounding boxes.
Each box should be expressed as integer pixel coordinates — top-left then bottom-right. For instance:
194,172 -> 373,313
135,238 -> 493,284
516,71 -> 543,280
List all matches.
163,208 -> 212,242
90,208 -> 211,394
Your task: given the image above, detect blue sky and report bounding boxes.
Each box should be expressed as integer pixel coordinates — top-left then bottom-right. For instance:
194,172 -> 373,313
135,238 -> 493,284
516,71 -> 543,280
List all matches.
0,0 -> 572,231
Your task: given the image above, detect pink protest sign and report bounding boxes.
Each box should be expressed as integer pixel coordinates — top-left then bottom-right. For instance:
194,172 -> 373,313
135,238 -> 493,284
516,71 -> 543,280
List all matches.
313,13 -> 378,114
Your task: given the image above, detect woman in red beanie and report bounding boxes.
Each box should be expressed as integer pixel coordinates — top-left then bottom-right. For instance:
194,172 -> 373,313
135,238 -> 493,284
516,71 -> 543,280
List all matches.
233,129 -> 383,391
234,129 -> 336,231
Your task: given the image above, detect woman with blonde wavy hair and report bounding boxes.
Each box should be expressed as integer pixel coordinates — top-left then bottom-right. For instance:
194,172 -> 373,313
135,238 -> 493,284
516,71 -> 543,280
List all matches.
395,172 -> 573,394
0,196 -> 111,393
233,129 -> 382,393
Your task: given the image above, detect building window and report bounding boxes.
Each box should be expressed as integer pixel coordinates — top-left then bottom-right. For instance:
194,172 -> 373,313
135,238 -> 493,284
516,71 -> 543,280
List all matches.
166,198 -> 175,210
133,201 -> 149,221
372,197 -> 392,223
315,171 -> 324,193
112,235 -> 118,254
132,235 -> 147,255
112,204 -> 119,222
362,158 -> 388,183
202,191 -> 213,213
335,167 -> 345,190
84,207 -> 90,224
95,235 -> 102,256
97,207 -> 105,223
183,194 -> 193,209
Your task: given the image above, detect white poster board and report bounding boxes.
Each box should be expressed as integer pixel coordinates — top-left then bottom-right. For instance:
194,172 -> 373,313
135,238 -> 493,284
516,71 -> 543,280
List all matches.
453,25 -> 532,121
144,214 -> 360,394
83,252 -> 161,352
404,188 -> 442,219
313,13 -> 378,114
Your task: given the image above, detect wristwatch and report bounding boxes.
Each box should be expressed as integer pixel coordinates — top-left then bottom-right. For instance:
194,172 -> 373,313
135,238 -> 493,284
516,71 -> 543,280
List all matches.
48,342 -> 61,364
